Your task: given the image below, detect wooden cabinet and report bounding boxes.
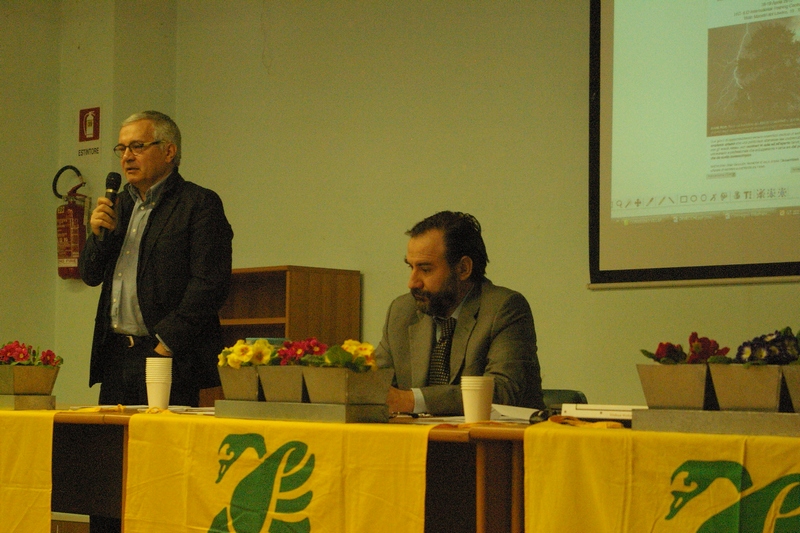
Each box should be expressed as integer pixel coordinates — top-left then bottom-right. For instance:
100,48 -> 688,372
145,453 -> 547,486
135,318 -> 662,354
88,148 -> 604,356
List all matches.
218,265 -> 362,347
201,265 -> 362,405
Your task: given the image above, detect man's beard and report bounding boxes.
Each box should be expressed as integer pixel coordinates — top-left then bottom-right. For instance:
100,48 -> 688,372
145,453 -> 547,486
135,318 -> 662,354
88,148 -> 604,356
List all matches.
411,270 -> 460,317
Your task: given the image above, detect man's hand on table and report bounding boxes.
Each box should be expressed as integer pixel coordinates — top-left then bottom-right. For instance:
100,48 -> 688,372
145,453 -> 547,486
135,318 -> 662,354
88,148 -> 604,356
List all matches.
387,386 -> 415,414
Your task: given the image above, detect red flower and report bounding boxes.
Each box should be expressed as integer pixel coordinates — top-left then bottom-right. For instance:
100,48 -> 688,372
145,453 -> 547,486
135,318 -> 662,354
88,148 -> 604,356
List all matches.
687,332 -> 730,364
653,342 -> 686,364
0,341 -> 31,363
39,350 -> 58,366
0,340 -> 61,366
276,338 -> 328,366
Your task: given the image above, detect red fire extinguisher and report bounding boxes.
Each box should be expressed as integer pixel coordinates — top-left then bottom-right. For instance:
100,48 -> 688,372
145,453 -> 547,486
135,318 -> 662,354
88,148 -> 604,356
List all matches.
52,165 -> 88,280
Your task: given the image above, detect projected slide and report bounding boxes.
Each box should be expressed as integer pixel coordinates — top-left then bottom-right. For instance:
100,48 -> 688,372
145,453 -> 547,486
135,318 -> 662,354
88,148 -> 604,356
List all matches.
591,0 -> 800,282
609,0 -> 800,222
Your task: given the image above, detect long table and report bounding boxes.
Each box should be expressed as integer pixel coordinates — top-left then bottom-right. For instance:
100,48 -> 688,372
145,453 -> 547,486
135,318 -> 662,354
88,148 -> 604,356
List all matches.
49,411 -> 526,533
37,411 -> 800,532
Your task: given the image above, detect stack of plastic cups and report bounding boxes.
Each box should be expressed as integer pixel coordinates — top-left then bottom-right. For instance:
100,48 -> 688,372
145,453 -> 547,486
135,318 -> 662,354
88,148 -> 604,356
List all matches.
145,357 -> 172,410
460,376 -> 494,423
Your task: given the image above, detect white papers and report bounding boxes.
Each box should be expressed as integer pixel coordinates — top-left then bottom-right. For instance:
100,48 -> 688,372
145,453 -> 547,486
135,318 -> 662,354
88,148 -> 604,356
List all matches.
491,404 -> 536,422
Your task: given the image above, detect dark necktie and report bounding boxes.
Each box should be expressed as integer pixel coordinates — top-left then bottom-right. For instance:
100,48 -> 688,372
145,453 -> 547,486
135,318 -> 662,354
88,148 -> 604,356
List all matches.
428,317 -> 456,385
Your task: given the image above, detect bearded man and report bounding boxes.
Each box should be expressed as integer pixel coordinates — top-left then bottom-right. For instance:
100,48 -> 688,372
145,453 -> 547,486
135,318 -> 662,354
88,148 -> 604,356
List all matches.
375,211 -> 545,415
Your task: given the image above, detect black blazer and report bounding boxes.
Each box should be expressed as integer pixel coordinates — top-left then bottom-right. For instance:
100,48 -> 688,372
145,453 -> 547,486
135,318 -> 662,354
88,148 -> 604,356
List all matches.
79,170 -> 233,395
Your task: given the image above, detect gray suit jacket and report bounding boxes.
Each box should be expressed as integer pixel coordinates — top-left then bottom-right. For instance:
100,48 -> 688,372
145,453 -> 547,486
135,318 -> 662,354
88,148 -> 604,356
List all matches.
375,280 -> 545,415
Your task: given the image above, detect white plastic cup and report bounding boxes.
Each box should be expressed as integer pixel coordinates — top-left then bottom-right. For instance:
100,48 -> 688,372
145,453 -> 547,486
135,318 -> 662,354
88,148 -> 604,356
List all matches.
146,356 -> 172,376
146,357 -> 172,409
460,376 -> 494,423
146,381 -> 171,410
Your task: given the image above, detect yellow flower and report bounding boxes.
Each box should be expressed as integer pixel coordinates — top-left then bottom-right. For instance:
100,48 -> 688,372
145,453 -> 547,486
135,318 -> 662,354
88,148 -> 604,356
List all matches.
226,352 -> 243,369
250,339 -> 275,365
232,340 -> 253,362
220,339 -> 251,369
342,339 -> 374,357
339,339 -> 377,369
341,339 -> 358,353
218,338 -> 280,368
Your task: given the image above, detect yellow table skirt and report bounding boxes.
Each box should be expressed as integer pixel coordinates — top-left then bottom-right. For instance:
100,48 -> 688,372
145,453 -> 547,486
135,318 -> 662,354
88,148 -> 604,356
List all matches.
0,410 -> 58,533
125,413 -> 433,533
524,421 -> 800,533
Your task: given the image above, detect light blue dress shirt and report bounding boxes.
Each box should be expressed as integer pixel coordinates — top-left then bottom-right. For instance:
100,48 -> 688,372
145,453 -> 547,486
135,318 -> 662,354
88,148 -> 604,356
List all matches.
110,180 -> 165,337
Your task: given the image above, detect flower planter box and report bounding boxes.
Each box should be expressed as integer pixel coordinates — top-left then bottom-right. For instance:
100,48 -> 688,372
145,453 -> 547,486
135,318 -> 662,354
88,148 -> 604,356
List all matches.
303,367 -> 394,404
218,366 -> 260,401
780,365 -> 800,413
257,365 -> 306,403
0,365 -> 59,395
637,364 -> 713,410
0,366 -> 59,410
708,364 -> 783,411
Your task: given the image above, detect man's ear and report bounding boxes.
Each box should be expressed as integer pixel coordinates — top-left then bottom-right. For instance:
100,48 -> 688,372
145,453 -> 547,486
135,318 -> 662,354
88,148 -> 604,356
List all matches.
457,256 -> 473,281
164,142 -> 178,163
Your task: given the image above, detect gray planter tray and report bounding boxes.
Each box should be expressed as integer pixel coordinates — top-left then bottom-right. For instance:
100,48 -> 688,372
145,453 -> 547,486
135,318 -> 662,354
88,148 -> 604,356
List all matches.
0,394 -> 56,410
633,409 -> 800,437
214,399 -> 389,423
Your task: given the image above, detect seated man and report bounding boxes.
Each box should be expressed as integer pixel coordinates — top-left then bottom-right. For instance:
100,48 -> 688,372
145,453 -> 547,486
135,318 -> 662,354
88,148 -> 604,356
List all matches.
375,211 -> 545,415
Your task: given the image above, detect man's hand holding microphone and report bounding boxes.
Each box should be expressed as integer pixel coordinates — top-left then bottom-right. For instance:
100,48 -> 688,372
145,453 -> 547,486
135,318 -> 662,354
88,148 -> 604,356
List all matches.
90,172 -> 122,241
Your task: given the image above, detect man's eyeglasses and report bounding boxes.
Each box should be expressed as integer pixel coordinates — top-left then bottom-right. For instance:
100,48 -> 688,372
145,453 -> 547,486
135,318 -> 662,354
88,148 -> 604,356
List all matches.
113,140 -> 163,158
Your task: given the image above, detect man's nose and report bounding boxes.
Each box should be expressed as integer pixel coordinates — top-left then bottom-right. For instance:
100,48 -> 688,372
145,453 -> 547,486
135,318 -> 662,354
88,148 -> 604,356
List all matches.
408,270 -> 422,290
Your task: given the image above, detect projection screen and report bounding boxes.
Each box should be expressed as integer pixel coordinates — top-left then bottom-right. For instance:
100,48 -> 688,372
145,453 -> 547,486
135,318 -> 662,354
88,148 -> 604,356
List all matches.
589,0 -> 800,285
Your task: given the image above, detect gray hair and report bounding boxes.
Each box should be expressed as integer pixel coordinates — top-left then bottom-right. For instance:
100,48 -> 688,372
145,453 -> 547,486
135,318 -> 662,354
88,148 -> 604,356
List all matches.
122,111 -> 182,166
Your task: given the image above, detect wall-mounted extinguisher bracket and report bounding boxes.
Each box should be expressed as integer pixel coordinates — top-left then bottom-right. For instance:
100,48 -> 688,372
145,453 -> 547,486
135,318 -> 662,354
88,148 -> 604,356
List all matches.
52,165 -> 85,199
53,165 -> 88,280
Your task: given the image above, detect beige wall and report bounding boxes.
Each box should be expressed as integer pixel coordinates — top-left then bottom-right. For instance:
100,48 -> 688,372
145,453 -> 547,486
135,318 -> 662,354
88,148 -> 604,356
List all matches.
2,0 -> 797,407
0,2 -> 59,362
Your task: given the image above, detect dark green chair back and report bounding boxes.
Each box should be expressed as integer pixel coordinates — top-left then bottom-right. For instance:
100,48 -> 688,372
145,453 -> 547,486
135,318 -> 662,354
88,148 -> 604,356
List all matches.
542,389 -> 588,410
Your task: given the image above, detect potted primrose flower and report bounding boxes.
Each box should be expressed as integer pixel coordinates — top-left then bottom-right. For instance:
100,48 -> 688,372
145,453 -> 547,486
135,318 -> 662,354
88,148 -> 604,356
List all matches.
301,339 -> 395,405
257,338 -> 327,403
637,332 -> 729,410
0,340 -> 62,409
217,338 -> 277,401
707,327 -> 800,412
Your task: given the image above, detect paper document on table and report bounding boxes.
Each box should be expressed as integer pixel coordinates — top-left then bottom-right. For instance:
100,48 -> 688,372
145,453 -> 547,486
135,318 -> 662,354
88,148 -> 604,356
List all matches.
391,404 -> 540,424
491,404 -> 536,423
560,403 -> 646,421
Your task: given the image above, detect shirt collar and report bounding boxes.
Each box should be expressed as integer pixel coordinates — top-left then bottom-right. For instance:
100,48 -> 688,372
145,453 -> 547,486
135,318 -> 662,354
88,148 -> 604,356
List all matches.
124,172 -> 169,205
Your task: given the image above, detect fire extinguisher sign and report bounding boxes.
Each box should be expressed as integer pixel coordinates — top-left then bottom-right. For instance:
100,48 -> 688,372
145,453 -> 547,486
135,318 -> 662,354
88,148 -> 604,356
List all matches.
79,107 -> 100,141
78,107 -> 101,159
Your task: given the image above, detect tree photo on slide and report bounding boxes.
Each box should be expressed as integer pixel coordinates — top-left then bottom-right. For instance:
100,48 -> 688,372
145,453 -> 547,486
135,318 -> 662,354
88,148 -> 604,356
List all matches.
734,22 -> 800,123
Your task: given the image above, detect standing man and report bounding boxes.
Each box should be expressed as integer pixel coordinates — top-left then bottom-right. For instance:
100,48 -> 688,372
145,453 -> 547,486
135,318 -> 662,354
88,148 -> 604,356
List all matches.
80,111 -> 233,408
375,211 -> 544,416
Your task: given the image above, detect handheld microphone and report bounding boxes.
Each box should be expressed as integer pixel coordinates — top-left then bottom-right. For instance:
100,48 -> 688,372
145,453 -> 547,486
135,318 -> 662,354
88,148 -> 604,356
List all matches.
98,172 -> 122,242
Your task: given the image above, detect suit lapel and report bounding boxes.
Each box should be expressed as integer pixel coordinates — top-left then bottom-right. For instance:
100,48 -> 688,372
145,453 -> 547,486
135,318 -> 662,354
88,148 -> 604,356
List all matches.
407,284 -> 483,386
408,314 -> 434,388
138,172 -> 181,272
449,285 -> 480,382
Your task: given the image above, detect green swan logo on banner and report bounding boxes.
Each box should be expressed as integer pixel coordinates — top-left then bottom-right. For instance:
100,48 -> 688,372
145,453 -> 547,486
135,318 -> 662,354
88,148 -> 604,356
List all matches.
667,460 -> 800,532
209,433 -> 315,533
